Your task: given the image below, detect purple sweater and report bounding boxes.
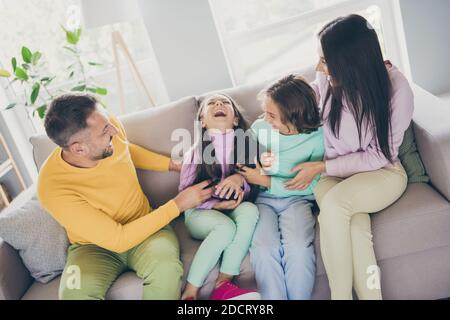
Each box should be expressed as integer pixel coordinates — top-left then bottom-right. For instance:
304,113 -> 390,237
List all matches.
310,64 -> 414,178
178,130 -> 251,209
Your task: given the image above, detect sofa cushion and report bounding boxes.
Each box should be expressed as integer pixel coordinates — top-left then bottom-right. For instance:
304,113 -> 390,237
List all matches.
29,135 -> 57,171
313,183 -> 450,277
120,96 -> 198,208
372,183 -> 450,260
398,123 -> 429,184
0,200 -> 69,283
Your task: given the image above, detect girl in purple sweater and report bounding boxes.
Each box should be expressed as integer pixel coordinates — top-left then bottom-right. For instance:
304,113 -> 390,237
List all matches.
178,94 -> 261,300
284,15 -> 413,299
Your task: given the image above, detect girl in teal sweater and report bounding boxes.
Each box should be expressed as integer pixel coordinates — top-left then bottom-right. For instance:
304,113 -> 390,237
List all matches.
238,74 -> 324,299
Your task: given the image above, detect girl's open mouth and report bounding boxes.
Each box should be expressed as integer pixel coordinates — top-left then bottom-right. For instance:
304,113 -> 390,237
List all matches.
213,110 -> 227,117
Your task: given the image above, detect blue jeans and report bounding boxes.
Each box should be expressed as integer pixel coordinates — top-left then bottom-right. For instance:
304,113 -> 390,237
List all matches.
250,192 -> 316,300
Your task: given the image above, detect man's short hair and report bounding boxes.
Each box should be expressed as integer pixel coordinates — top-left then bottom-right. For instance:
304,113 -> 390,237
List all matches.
44,93 -> 98,148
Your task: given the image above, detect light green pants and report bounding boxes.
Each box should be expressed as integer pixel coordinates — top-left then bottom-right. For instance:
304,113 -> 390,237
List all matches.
185,202 -> 259,287
314,162 -> 407,300
59,226 -> 183,300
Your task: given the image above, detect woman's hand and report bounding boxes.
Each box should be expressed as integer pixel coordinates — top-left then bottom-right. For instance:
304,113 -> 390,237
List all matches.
169,158 -> 182,172
214,174 -> 244,200
285,161 -> 326,190
237,161 -> 271,188
213,191 -> 244,210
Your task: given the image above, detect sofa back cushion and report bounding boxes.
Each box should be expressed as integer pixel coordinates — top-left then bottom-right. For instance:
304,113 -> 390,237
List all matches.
120,96 -> 198,207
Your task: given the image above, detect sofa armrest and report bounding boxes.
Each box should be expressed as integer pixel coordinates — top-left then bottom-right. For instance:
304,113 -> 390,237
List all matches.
412,85 -> 450,201
0,239 -> 33,300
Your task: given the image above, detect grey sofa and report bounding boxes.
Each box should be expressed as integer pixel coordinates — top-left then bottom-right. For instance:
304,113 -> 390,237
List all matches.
1,73 -> 449,300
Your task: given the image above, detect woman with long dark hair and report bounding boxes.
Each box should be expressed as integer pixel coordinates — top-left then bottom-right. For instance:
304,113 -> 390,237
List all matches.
285,14 -> 413,299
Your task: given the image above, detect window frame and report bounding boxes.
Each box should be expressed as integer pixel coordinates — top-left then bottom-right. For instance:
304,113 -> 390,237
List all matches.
209,0 -> 411,85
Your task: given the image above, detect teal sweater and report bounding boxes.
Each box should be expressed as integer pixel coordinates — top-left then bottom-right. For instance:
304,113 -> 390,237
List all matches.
251,119 -> 325,197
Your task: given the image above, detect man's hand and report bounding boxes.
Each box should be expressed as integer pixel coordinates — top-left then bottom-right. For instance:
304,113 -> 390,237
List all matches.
174,181 -> 214,212
214,174 -> 244,200
213,191 -> 244,210
169,158 -> 182,172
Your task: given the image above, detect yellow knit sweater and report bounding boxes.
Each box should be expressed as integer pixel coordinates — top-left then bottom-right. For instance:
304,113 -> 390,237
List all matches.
37,116 -> 180,253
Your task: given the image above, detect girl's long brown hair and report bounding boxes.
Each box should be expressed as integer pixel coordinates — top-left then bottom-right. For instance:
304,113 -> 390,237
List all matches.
192,94 -> 260,202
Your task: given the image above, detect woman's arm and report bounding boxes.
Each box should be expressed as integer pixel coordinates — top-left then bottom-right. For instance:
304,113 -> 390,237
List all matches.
325,78 -> 414,178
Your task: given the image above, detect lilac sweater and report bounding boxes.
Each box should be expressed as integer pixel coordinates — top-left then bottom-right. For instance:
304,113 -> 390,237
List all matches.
310,64 -> 414,178
178,130 -> 251,209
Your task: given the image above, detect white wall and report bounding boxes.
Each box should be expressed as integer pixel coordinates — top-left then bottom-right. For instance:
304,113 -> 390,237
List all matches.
138,0 -> 233,100
400,0 -> 450,95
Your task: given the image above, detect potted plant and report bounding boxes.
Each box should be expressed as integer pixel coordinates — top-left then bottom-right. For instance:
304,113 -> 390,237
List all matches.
0,27 -> 108,121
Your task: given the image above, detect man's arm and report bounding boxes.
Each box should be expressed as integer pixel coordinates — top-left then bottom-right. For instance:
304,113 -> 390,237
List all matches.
109,114 -> 174,172
40,194 -> 180,253
129,143 -> 171,172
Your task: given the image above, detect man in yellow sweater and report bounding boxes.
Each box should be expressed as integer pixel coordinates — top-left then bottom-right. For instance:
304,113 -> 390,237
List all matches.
38,94 -> 213,300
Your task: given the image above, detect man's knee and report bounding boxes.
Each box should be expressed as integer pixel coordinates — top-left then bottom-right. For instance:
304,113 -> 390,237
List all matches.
140,230 -> 180,258
59,275 -> 109,300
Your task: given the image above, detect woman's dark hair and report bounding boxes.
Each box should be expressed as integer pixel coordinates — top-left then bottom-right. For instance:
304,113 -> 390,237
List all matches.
192,94 -> 260,202
260,74 -> 321,134
319,14 -> 393,162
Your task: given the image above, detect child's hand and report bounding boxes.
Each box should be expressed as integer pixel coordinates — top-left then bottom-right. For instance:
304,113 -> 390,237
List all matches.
260,151 -> 275,170
213,191 -> 244,210
237,162 -> 271,188
214,174 -> 243,200
286,161 -> 326,190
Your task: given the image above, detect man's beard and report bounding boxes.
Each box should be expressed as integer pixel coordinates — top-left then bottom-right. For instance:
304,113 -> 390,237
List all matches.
101,148 -> 114,159
92,146 -> 113,161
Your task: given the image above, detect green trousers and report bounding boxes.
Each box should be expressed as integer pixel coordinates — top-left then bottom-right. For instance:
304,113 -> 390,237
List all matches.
59,226 -> 183,300
185,202 -> 259,287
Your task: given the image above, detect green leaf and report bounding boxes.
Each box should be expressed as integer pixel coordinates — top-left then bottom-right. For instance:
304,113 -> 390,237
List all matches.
41,76 -> 55,84
86,87 -> 97,93
71,84 -> 86,91
0,69 -> 11,77
30,83 -> 40,104
62,26 -> 82,45
5,102 -> 17,110
95,87 -> 107,95
11,58 -> 17,72
36,104 -> 47,119
21,46 -> 32,63
14,67 -> 29,81
88,62 -> 102,66
31,51 -> 42,65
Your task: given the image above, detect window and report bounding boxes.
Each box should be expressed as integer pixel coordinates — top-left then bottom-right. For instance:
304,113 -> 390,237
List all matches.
0,0 -> 169,130
209,0 -> 408,85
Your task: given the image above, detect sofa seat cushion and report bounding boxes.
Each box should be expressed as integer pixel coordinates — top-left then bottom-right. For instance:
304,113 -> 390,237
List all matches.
314,183 -> 450,277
